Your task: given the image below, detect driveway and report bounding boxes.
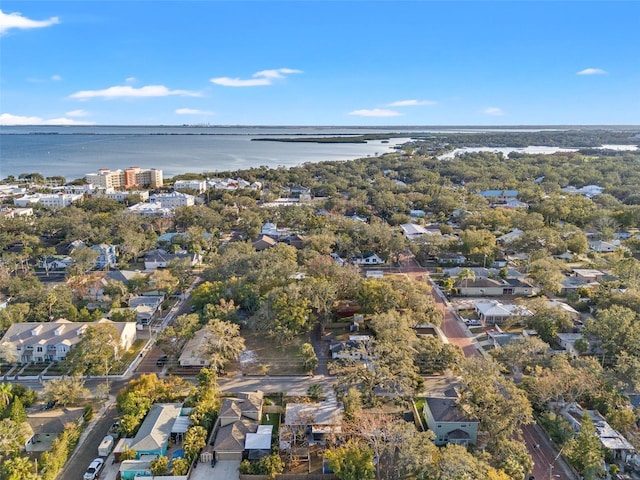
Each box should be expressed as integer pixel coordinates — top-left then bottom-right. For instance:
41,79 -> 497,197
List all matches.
191,460 -> 240,480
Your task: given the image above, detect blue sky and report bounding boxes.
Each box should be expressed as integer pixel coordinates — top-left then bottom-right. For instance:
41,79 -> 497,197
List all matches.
1,1 -> 638,126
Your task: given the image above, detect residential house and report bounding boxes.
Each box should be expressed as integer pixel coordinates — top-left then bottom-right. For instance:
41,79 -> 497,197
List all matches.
588,240 -> 620,253
88,270 -> 149,302
213,392 -> 264,461
423,395 -> 479,446
128,403 -> 183,457
545,301 -> 581,323
572,268 -> 605,283
90,244 -> 117,269
39,255 -> 73,272
0,319 -> 136,363
455,277 -> 536,297
128,295 -> 164,325
1,207 -> 33,218
558,402 -> 636,464
280,234 -> 306,249
143,249 -> 201,270
496,228 -> 524,245
14,193 -> 83,208
252,234 -> 277,251
436,253 -> 467,265
560,276 -> 597,296
329,253 -> 345,267
561,185 -> 604,198
400,223 -> 430,240
474,300 -> 533,325
557,333 -> 586,358
477,189 -> 519,202
350,253 -> 385,265
178,328 -> 212,367
104,189 -> 149,203
345,213 -> 368,223
25,407 -> 85,452
443,266 -> 524,280
127,202 -> 172,217
282,396 -> 343,447
260,222 -> 290,238
174,179 -> 207,193
329,335 -> 373,361
149,191 -> 195,209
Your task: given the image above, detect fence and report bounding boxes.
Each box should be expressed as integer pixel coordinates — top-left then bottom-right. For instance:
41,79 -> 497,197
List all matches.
240,475 -> 336,480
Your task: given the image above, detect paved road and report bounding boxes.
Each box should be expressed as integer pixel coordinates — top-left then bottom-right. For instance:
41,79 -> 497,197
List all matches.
58,402 -> 118,480
401,255 -> 577,480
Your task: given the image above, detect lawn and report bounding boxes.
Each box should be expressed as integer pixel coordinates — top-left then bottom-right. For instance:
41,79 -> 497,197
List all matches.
232,330 -> 309,375
46,362 -> 71,376
113,339 -> 147,374
261,412 -> 281,443
20,363 -> 48,376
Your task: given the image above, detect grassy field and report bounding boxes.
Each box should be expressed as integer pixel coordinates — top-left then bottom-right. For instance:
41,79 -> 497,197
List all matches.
233,330 -> 309,375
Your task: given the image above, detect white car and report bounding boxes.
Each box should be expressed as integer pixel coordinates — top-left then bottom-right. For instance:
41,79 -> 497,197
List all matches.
84,458 -> 104,480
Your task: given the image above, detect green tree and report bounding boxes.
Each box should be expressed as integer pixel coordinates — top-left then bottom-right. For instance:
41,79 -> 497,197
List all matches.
0,418 -> 25,460
201,319 -> 246,372
7,397 -> 26,423
325,441 -> 375,480
171,458 -> 189,475
307,383 -> 323,401
150,455 -> 170,476
255,453 -> 285,479
0,383 -> 13,411
41,376 -> 89,407
65,322 -> 123,393
0,456 -> 38,480
566,414 -> 605,479
300,343 -> 318,374
183,425 -> 207,463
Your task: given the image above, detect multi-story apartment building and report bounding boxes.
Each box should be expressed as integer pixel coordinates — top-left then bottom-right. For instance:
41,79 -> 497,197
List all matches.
85,167 -> 163,189
149,191 -> 195,209
13,193 -> 83,208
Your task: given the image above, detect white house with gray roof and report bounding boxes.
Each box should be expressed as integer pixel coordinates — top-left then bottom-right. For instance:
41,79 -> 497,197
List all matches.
0,319 -> 136,363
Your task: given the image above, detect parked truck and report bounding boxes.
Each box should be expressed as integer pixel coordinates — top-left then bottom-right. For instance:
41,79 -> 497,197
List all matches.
98,435 -> 114,457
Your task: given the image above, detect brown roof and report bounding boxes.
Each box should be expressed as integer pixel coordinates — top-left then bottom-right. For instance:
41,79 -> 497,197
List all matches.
214,418 -> 258,452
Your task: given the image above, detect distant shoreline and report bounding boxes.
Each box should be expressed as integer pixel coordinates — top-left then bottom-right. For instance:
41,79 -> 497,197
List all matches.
251,134 -> 400,144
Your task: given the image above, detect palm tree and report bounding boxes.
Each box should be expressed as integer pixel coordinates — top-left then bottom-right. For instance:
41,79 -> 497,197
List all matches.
0,382 -> 13,410
457,268 -> 476,291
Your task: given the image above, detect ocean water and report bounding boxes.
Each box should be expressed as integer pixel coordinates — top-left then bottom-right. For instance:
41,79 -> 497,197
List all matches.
0,126 -> 415,181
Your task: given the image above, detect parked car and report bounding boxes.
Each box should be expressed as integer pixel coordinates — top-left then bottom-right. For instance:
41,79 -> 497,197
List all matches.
83,458 -> 104,480
156,355 -> 169,367
464,319 -> 482,326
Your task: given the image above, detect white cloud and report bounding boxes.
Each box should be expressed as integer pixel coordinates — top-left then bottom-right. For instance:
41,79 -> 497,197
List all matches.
51,74 -> 62,81
211,68 -> 302,87
577,68 -> 607,75
387,99 -> 437,107
484,107 -> 505,116
0,9 -> 60,35
66,109 -> 90,117
348,108 -> 403,117
176,108 -> 214,115
0,113 -> 93,126
125,77 -> 136,84
69,84 -> 201,100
